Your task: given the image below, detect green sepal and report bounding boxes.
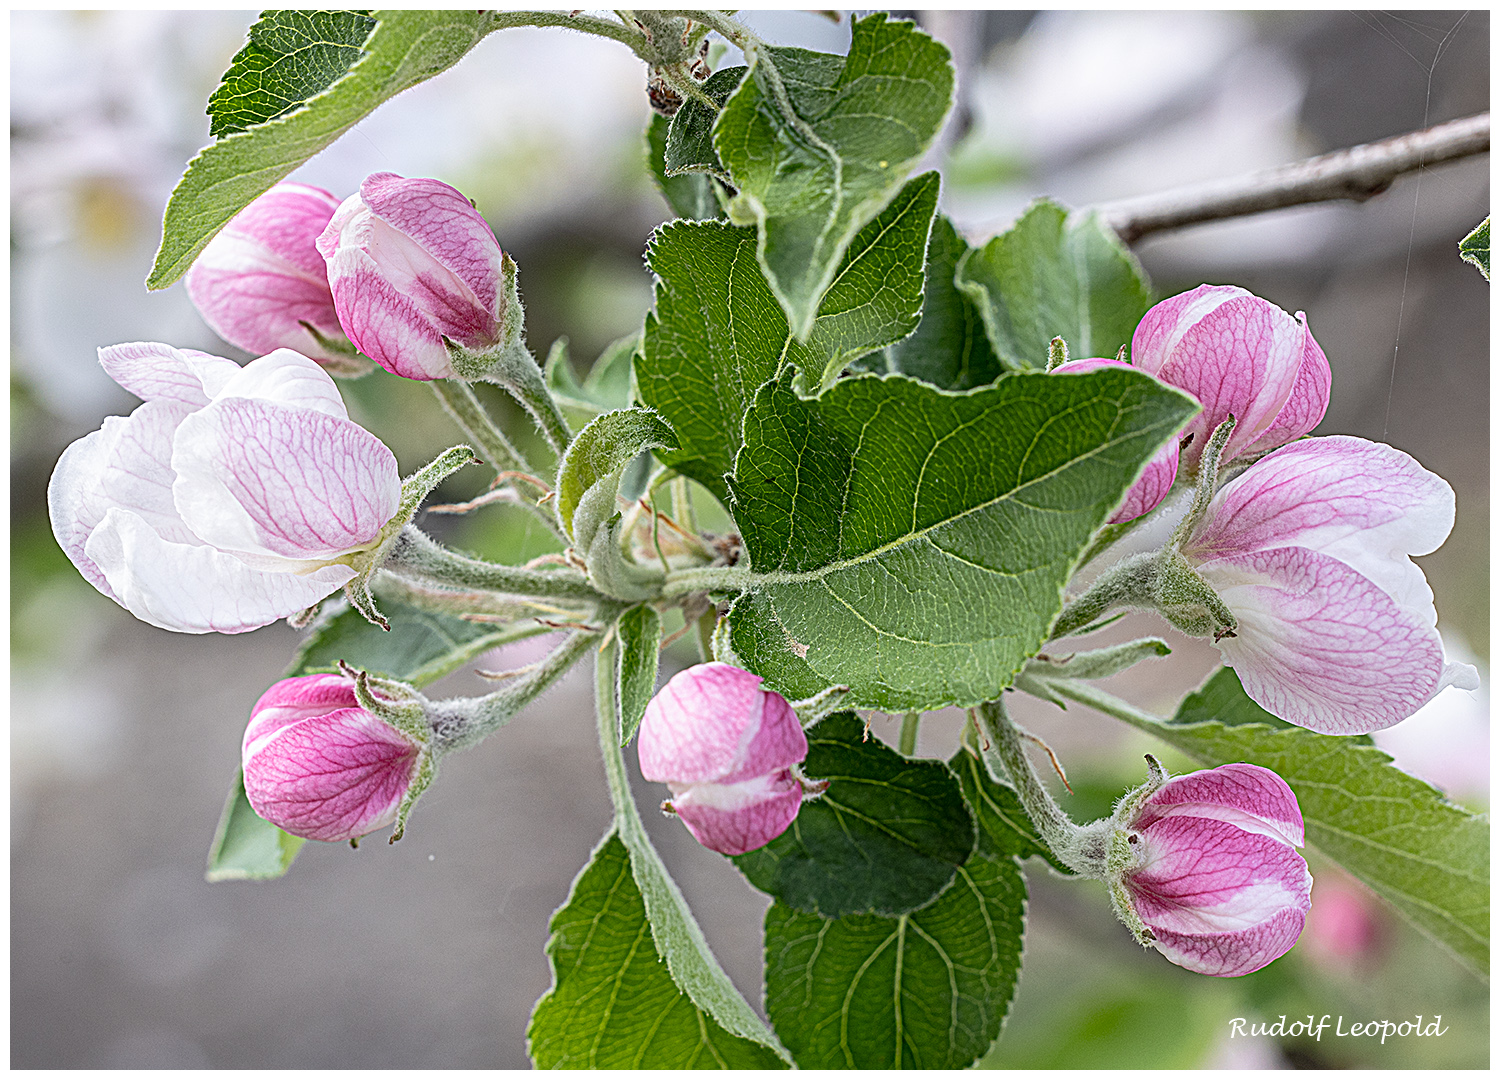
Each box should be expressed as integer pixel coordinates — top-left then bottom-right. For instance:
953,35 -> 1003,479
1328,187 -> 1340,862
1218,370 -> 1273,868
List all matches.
616,604 -> 663,745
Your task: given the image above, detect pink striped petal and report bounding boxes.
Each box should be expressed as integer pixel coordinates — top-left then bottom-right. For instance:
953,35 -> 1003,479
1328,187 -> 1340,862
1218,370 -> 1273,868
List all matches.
1138,763 -> 1304,848
244,673 -> 363,746
1241,316 -> 1330,457
185,182 -> 348,362
669,770 -> 805,855
242,692 -> 420,843
1197,547 -> 1449,734
638,662 -> 806,785
1188,436 -> 1453,625
98,342 -> 241,406
323,247 -> 457,379
171,396 -> 400,561
84,508 -> 354,633
1148,904 -> 1309,978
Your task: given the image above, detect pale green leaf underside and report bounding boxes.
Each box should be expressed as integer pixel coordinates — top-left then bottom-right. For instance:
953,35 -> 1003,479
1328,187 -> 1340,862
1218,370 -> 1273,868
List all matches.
149,9 -> 498,289
727,368 -> 1200,711
764,849 -> 1025,1068
646,112 -> 721,222
1157,667 -> 1489,980
207,10 -> 376,137
713,12 -> 954,338
528,831 -> 787,1068
734,712 -> 976,917
664,65 -> 747,184
616,604 -> 662,746
639,172 -> 937,502
956,199 -> 1153,370
554,406 -> 677,542
206,770 -> 305,882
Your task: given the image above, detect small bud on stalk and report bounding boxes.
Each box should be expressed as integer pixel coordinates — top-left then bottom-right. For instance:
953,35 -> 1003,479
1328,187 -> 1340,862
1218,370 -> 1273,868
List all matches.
638,663 -> 812,855
1105,760 -> 1313,977
242,673 -> 429,843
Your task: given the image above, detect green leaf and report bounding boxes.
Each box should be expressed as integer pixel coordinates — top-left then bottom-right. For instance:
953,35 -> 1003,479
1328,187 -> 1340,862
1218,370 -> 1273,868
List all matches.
206,10 -> 377,138
956,199 -> 1153,370
288,590 -> 538,688
718,591 -> 829,702
638,173 -> 940,502
949,748 -> 1071,873
554,406 -> 677,546
528,831 -> 787,1068
616,604 -> 662,746
734,712 -> 975,917
764,850 -> 1025,1068
1142,667 -> 1488,980
1458,216 -> 1489,280
713,12 -> 954,338
646,113 -> 721,222
205,769 -> 305,882
786,171 -> 939,394
1170,662 -> 1371,742
149,10 -> 499,289
594,639 -> 793,1061
725,367 -> 1199,711
664,65 -> 747,184
871,213 -> 1002,390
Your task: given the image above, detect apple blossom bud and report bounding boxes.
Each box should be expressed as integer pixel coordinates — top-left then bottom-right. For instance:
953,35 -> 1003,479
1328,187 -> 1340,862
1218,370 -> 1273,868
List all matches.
1053,356 -> 1179,522
637,662 -> 809,856
1112,762 -> 1312,977
1131,285 -> 1330,472
316,172 -> 519,381
185,182 -> 365,372
242,673 -> 423,843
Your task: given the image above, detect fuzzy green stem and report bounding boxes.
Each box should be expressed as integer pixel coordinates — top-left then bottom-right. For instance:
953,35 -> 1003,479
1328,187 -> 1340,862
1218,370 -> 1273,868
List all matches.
384,526 -> 605,602
429,629 -> 598,752
660,564 -> 756,599
660,9 -> 754,48
976,701 -> 1083,858
899,712 -> 921,756
429,379 -> 529,475
1049,551 -> 1156,640
1033,677 -> 1182,740
489,9 -> 649,52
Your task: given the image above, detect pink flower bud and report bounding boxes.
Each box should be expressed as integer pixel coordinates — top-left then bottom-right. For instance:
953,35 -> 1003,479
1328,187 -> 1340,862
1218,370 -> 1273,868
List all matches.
185,182 -> 357,367
316,172 -> 511,381
242,674 -> 422,842
1053,357 -> 1179,522
1181,435 -> 1479,733
637,662 -> 808,856
1131,285 -> 1330,471
1120,763 -> 1312,977
47,343 -> 402,633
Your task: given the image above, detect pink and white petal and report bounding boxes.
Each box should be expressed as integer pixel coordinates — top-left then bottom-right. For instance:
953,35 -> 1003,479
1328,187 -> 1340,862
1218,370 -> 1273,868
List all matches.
360,172 -> 503,315
670,771 -> 804,855
84,508 -> 355,633
185,239 -> 345,361
1198,547 -> 1448,734
1138,764 -> 1303,848
96,400 -> 200,544
243,673 -> 360,750
172,397 -> 400,561
1130,285 -> 1244,378
98,341 -> 240,407
1149,905 -> 1308,978
638,663 -> 767,784
243,709 -> 418,842
222,182 -> 342,279
210,348 -> 350,420
1111,437 -> 1180,524
1189,436 -> 1453,623
720,690 -> 808,784
325,247 -> 457,379
1128,817 -> 1312,937
1241,316 -> 1331,457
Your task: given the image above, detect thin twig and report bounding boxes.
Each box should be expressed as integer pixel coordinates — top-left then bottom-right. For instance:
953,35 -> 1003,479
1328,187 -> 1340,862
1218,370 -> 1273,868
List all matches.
1100,112 -> 1489,244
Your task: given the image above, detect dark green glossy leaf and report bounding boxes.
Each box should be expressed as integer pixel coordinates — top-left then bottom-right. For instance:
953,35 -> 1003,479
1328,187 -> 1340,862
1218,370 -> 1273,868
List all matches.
527,831 -> 788,1068
713,13 -> 953,338
639,172 -> 937,501
764,850 -> 1025,1068
207,10 -> 376,137
949,747 -> 1070,873
956,200 -> 1152,370
734,712 -> 975,917
725,368 -> 1199,710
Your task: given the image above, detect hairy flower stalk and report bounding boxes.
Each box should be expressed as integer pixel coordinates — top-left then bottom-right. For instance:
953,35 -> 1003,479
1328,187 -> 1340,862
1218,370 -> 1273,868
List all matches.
382,526 -> 606,603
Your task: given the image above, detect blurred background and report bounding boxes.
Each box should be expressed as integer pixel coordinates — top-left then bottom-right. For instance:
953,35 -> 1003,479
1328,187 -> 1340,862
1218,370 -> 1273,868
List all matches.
11,9 -> 1488,1068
